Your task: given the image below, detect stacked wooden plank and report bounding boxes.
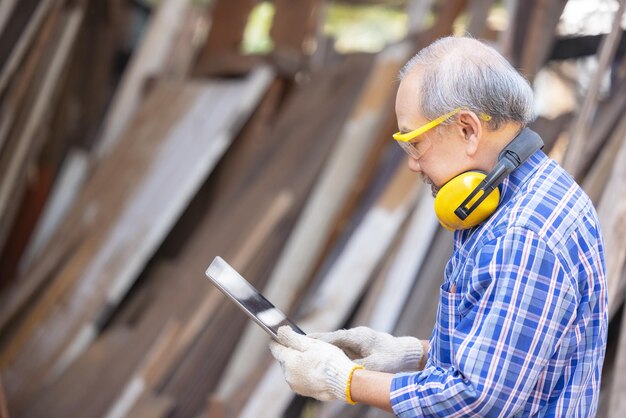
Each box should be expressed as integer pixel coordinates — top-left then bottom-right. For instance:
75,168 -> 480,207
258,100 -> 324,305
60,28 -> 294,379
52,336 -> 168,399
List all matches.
1,1 -> 626,418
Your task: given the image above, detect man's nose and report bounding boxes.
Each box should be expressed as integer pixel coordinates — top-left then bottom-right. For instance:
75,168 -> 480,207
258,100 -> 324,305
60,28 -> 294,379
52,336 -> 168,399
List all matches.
407,157 -> 421,173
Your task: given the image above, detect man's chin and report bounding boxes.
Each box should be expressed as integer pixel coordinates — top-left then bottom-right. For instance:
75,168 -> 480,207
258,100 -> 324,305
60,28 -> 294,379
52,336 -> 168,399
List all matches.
421,175 -> 439,197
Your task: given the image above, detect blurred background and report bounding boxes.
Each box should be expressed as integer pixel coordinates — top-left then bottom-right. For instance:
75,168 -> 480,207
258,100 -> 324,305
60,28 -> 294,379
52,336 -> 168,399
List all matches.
0,0 -> 625,417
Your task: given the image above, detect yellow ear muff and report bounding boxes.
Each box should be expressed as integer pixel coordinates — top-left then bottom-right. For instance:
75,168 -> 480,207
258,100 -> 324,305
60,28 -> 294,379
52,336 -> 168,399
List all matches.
434,171 -> 500,231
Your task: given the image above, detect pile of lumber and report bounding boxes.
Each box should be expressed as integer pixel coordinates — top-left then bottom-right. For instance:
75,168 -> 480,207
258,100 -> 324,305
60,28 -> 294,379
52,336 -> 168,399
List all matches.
1,1 -> 626,417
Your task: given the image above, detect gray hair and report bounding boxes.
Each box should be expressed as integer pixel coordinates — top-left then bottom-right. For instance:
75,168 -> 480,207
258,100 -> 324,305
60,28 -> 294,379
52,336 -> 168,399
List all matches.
399,37 -> 534,130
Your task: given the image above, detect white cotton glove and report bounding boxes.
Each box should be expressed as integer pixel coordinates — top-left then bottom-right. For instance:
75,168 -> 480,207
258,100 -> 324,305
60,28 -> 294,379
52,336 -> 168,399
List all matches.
269,326 -> 362,403
309,326 -> 423,373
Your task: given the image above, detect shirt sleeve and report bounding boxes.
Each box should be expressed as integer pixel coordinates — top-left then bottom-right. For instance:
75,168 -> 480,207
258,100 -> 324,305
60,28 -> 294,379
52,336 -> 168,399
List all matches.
390,227 -> 578,418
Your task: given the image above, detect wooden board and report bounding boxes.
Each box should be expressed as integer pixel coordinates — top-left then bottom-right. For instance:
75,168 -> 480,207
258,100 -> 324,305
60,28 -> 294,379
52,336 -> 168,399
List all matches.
0,5 -> 83,266
14,54 -> 372,418
238,161 -> 422,418
607,288 -> 626,418
192,0 -> 256,76
0,67 -> 273,408
209,41 -> 411,406
0,0 -> 60,96
157,55 -> 373,418
0,372 -> 7,418
95,0 -> 192,158
366,187 -> 439,332
597,126 -> 626,319
563,0 -> 626,177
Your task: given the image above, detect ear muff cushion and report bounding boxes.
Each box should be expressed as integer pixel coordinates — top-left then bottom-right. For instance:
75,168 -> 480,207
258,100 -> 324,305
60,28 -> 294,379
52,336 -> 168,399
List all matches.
434,171 -> 501,231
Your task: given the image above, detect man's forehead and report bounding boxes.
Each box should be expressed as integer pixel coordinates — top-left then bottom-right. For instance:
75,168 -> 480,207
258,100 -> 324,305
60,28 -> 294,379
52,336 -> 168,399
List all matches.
396,69 -> 425,129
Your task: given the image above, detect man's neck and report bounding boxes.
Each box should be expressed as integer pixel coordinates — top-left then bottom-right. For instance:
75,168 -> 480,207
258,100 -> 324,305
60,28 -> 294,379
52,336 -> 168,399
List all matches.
479,123 -> 524,171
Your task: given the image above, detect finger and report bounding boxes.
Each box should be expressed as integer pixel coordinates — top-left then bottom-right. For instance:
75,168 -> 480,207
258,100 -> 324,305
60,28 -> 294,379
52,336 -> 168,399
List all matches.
277,326 -> 310,352
316,328 -> 369,354
269,340 -> 287,363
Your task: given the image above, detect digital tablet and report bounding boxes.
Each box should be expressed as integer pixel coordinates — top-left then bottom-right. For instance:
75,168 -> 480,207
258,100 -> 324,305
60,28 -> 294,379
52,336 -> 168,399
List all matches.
205,256 -> 305,340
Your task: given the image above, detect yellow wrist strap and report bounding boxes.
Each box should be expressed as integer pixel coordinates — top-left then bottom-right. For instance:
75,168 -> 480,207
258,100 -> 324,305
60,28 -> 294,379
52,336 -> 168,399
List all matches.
345,365 -> 365,405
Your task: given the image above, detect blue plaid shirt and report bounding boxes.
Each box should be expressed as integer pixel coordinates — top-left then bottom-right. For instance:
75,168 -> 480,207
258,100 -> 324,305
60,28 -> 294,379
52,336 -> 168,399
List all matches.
390,150 -> 608,417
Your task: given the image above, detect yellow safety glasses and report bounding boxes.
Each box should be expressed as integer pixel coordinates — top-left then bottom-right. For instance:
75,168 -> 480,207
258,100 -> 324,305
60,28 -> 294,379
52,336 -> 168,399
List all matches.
393,108 -> 491,159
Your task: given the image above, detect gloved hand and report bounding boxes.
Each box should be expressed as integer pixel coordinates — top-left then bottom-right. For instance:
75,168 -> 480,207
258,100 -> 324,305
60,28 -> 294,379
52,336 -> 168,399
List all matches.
269,326 -> 363,403
309,326 -> 423,373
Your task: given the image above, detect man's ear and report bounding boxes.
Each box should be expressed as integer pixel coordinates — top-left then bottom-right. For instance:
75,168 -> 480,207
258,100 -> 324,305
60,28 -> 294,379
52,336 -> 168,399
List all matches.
457,111 -> 482,156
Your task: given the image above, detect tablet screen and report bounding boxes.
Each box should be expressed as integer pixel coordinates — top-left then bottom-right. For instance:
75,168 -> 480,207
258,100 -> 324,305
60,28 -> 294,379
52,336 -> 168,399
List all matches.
205,256 -> 305,340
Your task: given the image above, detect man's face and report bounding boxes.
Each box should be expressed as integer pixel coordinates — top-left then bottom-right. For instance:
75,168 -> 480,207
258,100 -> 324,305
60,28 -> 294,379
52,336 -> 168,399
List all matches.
395,69 -> 471,196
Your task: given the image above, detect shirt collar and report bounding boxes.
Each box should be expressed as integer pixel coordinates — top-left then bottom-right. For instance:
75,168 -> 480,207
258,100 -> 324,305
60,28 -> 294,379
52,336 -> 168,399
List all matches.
498,149 -> 548,206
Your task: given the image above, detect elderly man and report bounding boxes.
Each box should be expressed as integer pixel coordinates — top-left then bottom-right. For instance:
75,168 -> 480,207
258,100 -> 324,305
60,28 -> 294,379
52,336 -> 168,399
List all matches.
269,37 -> 608,417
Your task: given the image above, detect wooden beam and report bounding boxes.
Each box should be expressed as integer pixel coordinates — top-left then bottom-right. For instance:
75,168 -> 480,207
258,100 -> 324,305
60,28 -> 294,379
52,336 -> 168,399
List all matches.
239,162 -> 422,418
0,5 -> 84,261
0,68 -> 273,407
366,188 -> 439,332
0,372 -> 8,418
466,0 -> 496,39
608,288 -> 626,417
208,41 -> 412,411
95,0 -> 192,159
199,0 -> 255,54
158,55 -> 373,418
597,126 -> 626,320
519,0 -> 567,81
105,191 -> 293,418
406,0 -> 434,35
0,0 -> 18,38
563,0 -> 626,177
271,0 -> 321,54
549,32 -> 626,61
191,0 -> 256,77
582,115 -> 626,206
0,0 -> 59,96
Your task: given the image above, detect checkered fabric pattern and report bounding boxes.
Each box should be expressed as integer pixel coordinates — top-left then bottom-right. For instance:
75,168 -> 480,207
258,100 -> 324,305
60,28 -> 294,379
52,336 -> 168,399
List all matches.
390,149 -> 608,417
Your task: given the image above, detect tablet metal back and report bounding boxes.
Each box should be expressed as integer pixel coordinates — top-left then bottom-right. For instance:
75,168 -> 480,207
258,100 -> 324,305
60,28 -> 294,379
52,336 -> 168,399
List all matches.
205,256 -> 305,340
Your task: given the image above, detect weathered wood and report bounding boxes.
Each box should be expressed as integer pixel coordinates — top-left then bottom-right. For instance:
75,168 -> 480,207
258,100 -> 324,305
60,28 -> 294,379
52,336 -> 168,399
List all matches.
607,290 -> 626,417
271,0 -> 321,55
200,0 -> 253,52
0,68 -> 273,408
15,326 -> 163,418
106,191 -> 293,418
95,0 -> 192,158
162,5 -> 206,81
0,372 -> 8,418
0,0 -> 18,38
125,394 -> 175,418
0,0 -> 63,164
26,55 -> 369,418
0,158 -> 54,285
104,321 -> 182,418
367,188 -> 438,332
577,80 -> 626,179
550,32 -> 626,61
597,125 -> 626,320
424,0 -> 468,43
0,5 -> 83,263
519,0 -> 567,81
17,150 -> 90,274
239,162 -> 422,418
0,0 -> 59,96
563,0 -> 626,177
466,0 -> 496,39
406,0 -> 434,34
209,42 -> 411,409
582,115 -> 626,206
158,56 -> 372,418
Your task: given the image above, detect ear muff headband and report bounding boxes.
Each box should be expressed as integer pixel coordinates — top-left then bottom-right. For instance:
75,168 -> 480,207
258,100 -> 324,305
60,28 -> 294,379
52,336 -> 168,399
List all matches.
434,128 -> 544,231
